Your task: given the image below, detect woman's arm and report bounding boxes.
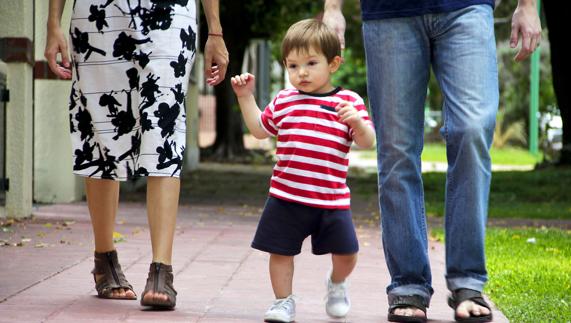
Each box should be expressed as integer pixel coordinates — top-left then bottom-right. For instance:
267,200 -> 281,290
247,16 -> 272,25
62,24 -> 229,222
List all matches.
200,0 -> 229,85
45,0 -> 71,79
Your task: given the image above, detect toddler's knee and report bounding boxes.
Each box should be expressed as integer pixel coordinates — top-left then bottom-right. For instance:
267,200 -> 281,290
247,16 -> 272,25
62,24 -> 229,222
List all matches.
333,253 -> 358,264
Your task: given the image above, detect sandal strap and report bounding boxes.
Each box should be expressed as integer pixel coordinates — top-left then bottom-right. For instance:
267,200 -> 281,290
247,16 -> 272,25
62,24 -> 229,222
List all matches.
141,262 -> 177,308
388,294 -> 428,314
92,250 -> 134,296
448,288 -> 491,310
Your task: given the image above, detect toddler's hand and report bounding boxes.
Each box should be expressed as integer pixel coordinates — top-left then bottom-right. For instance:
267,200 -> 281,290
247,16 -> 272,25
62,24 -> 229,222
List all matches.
336,101 -> 363,128
231,73 -> 256,97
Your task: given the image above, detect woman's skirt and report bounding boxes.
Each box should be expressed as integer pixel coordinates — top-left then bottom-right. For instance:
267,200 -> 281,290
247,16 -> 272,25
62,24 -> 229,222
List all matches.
69,0 -> 197,180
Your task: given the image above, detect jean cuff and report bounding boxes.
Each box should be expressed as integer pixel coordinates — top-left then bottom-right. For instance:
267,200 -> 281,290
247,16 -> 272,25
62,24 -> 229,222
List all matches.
446,276 -> 486,293
388,284 -> 432,306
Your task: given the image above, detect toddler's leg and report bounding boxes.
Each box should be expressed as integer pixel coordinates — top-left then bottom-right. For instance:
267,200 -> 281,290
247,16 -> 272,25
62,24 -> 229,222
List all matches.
326,253 -> 357,318
331,253 -> 357,283
265,254 -> 296,322
269,253 -> 294,298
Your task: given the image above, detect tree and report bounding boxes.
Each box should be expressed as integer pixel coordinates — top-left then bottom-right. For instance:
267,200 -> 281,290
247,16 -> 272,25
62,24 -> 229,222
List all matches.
199,1 -> 321,161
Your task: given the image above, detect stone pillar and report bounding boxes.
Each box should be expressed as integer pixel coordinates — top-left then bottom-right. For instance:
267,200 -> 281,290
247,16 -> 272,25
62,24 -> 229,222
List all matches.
0,0 -> 35,218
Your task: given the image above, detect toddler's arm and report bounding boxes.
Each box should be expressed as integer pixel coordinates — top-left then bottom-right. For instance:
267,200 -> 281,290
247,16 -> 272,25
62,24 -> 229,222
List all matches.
230,73 -> 270,139
336,101 -> 375,148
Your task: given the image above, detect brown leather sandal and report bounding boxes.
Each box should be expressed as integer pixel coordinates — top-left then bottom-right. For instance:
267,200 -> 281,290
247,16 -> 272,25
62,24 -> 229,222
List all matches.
140,262 -> 177,309
92,250 -> 137,300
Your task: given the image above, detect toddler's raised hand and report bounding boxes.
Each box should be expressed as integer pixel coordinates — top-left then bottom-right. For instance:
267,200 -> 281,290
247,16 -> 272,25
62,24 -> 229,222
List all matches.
231,73 -> 256,97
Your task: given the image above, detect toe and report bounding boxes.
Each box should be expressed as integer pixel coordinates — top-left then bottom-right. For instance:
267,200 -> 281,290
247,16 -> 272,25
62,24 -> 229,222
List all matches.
125,289 -> 136,299
157,292 -> 168,302
394,307 -> 425,319
143,291 -> 153,302
456,301 -> 471,318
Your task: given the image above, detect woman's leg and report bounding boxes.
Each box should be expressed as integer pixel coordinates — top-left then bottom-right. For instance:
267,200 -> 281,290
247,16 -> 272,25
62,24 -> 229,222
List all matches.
142,176 -> 180,303
270,254 -> 295,298
85,177 -> 135,298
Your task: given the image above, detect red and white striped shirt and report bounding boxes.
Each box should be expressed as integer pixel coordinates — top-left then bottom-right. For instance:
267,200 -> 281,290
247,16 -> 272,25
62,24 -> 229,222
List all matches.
260,87 -> 374,209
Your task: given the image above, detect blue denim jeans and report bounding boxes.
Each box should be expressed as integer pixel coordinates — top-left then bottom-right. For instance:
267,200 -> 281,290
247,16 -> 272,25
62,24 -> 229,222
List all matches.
363,4 -> 498,306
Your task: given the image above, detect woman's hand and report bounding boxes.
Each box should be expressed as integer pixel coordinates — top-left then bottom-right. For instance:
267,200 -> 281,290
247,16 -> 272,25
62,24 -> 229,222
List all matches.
44,24 -> 72,79
204,35 -> 229,86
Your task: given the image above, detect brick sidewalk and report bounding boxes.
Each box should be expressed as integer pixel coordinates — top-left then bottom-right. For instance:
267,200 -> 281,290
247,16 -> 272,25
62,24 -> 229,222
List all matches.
0,202 -> 507,322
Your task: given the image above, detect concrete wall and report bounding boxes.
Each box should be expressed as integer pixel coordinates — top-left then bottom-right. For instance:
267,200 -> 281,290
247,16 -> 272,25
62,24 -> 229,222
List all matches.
0,0 -> 35,218
0,0 -> 202,212
33,0 -> 83,203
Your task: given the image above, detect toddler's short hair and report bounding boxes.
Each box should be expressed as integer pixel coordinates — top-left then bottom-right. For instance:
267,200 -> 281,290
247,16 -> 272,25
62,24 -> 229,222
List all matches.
281,18 -> 341,63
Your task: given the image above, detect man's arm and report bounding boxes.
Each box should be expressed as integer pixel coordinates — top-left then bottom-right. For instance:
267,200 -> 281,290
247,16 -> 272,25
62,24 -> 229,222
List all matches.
511,0 -> 542,61
323,0 -> 346,50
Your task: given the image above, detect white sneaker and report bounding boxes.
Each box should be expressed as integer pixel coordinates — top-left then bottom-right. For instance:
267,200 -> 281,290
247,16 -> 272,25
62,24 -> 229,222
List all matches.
264,295 -> 296,322
325,274 -> 351,318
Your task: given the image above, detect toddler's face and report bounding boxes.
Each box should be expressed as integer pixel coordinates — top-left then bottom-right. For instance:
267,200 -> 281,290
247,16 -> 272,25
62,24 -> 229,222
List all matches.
284,47 -> 340,94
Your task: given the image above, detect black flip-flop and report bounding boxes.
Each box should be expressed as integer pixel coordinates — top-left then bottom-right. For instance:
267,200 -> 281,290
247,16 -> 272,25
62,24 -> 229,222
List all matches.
448,288 -> 493,322
388,295 -> 428,323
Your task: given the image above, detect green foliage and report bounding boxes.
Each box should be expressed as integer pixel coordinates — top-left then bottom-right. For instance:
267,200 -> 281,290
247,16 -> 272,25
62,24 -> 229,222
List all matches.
493,108 -> 527,148
245,0 -> 322,40
497,40 -> 555,126
332,48 -> 368,100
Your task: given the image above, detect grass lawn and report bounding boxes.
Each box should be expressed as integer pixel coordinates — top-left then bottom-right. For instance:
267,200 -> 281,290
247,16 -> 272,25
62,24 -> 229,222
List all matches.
432,228 -> 571,322
422,167 -> 571,219
357,143 -> 541,165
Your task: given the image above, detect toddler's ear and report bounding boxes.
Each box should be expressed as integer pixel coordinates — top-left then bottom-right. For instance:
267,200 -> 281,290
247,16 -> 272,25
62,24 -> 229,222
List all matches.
329,55 -> 342,73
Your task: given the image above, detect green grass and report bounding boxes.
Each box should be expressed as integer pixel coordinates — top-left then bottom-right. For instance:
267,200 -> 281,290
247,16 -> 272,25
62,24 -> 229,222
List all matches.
357,143 -> 541,165
423,167 -> 571,219
432,228 -> 571,322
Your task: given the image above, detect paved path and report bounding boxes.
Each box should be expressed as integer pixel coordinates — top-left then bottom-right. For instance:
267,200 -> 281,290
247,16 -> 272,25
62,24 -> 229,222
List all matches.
0,202 -> 507,322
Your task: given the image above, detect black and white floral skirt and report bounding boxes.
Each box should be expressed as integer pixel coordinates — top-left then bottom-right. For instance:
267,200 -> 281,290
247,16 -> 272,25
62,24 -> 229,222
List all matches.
69,0 -> 196,180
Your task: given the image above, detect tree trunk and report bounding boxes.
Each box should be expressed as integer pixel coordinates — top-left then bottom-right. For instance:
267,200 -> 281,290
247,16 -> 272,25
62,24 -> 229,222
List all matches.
202,44 -> 248,161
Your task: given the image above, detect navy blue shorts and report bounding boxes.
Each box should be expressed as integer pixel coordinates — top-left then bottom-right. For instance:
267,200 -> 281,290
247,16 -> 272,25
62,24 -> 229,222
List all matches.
251,196 -> 359,256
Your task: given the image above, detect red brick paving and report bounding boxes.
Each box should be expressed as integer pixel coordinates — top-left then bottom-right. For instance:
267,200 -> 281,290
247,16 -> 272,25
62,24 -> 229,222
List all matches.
0,203 -> 507,322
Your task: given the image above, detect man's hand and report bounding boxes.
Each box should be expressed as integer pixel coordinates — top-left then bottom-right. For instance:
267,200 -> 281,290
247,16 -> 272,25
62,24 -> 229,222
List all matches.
323,0 -> 346,50
510,1 -> 542,61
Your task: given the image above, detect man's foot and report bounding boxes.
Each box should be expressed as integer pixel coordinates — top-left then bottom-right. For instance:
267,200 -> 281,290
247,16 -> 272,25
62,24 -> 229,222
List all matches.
325,275 -> 351,318
264,295 -> 296,322
448,289 -> 492,322
388,295 -> 428,323
455,300 -> 491,320
390,307 -> 426,322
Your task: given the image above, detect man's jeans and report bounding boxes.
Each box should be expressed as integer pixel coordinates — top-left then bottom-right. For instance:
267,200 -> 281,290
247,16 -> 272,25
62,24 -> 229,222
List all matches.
363,4 -> 498,305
